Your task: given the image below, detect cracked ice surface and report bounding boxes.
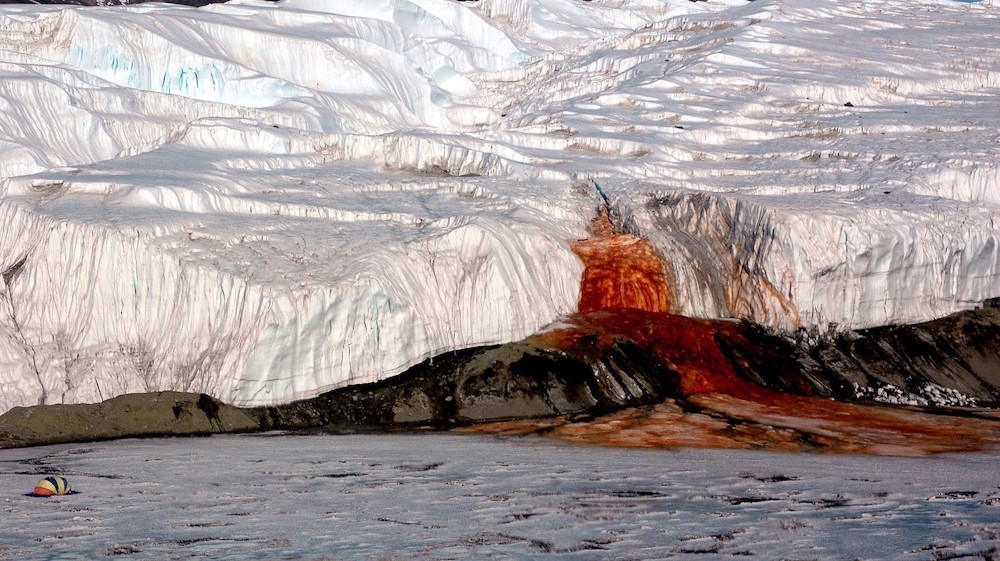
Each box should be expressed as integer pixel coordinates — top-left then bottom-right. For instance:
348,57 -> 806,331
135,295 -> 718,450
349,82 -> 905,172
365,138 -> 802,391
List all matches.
0,434 -> 998,560
1,0 -> 999,411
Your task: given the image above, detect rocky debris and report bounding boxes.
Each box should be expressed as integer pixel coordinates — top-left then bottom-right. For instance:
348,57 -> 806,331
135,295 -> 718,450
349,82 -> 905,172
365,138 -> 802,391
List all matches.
259,339 -> 679,431
0,340 -> 681,448
0,392 -> 259,448
678,308 -> 1000,408
1,308 -> 998,450
748,307 -> 1000,407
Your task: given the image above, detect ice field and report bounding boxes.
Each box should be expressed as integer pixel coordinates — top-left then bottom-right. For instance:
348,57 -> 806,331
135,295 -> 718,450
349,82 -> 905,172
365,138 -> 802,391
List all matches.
1,1 -> 998,555
1,433 -> 998,560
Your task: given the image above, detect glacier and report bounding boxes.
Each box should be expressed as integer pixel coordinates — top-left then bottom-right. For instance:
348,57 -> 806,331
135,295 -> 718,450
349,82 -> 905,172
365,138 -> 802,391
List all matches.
0,0 -> 998,413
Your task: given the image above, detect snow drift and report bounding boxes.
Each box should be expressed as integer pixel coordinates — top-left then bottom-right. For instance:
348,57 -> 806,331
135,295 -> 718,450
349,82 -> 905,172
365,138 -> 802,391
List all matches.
0,0 -> 998,412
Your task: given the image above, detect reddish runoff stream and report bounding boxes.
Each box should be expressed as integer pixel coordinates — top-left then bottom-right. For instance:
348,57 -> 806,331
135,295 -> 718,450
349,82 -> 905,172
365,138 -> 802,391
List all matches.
465,215 -> 1000,455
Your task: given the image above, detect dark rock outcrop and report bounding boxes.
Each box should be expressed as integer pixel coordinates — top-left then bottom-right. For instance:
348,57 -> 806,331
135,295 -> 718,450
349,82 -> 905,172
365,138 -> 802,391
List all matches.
724,308 -> 1000,407
1,307 -> 998,449
260,340 -> 679,431
0,339 -> 681,447
0,392 -> 260,448
814,308 -> 1000,405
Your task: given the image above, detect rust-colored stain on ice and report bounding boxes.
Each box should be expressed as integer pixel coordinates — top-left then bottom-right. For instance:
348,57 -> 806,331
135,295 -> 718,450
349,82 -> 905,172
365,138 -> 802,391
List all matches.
570,212 -> 670,315
465,217 -> 1000,455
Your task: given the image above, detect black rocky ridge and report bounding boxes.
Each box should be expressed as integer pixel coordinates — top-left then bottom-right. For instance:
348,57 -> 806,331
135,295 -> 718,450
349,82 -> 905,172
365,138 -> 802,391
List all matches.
1,307 -> 999,448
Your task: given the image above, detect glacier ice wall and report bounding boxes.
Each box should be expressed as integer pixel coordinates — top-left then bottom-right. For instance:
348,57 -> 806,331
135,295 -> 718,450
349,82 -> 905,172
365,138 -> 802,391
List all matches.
0,0 -> 999,411
479,0 -> 1000,330
0,151 -> 588,410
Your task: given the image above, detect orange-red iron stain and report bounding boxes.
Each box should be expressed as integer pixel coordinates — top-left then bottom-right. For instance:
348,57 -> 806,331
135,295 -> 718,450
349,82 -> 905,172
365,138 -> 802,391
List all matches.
462,215 -> 1000,455
570,213 -> 670,315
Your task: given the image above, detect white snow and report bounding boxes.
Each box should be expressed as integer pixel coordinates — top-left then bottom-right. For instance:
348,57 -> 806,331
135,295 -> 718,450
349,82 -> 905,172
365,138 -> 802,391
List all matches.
1,433 -> 998,560
852,381 -> 981,408
0,0 -> 999,411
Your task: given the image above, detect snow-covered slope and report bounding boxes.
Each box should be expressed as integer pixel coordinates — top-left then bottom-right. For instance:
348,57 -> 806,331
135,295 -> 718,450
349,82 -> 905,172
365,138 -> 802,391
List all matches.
0,0 -> 997,412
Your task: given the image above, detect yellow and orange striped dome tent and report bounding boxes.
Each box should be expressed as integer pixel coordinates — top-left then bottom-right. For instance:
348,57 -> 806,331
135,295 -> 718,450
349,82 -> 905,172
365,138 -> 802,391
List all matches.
33,476 -> 72,496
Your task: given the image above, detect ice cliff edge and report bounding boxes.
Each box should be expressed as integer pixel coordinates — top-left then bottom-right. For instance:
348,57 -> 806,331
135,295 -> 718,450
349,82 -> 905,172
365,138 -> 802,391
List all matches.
1,0 -> 999,413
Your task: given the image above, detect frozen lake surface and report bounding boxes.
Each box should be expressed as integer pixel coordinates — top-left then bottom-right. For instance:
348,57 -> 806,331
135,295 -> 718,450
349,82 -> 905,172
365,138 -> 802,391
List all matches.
1,433 -> 998,560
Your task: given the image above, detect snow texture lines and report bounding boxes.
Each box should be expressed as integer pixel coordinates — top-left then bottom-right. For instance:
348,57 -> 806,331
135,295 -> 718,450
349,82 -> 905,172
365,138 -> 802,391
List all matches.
0,434 -> 998,560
